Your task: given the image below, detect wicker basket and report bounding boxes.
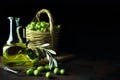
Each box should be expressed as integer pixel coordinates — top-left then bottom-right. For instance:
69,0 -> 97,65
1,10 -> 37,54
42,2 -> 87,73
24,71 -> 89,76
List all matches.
26,9 -> 59,50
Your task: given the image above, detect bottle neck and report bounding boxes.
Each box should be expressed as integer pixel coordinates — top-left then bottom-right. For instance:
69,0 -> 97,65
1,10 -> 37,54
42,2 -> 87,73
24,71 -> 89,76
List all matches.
7,17 -> 22,44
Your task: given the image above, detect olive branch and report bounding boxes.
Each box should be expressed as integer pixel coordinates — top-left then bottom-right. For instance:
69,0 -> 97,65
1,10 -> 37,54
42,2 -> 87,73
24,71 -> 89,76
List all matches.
26,42 -> 58,69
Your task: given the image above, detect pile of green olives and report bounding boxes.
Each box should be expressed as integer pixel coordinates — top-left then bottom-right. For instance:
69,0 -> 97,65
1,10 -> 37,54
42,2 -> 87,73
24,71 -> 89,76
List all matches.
26,21 -> 61,32
25,64 -> 65,78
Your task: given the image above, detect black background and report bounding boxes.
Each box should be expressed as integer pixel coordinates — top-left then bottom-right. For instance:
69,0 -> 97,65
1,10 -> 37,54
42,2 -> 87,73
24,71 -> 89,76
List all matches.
0,0 -> 119,58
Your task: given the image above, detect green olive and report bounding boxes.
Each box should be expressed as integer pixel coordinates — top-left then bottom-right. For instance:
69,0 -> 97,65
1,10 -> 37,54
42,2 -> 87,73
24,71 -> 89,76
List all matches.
37,66 -> 45,72
41,21 -> 47,27
27,24 -> 35,30
32,59 -> 39,67
40,28 -> 44,32
34,70 -> 40,76
35,24 -> 42,30
36,22 -> 41,25
30,21 -> 36,25
26,68 -> 34,75
60,69 -> 65,75
53,67 -> 59,74
56,25 -> 61,29
45,71 -> 51,78
45,64 -> 50,70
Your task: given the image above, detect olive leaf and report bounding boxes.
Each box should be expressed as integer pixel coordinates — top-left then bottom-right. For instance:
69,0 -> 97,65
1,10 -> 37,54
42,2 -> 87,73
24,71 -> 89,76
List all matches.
46,53 -> 50,61
25,40 -> 30,46
45,49 -> 53,69
41,43 -> 50,48
47,49 -> 56,55
49,57 -> 53,69
53,58 -> 58,67
27,48 -> 36,59
35,48 -> 45,60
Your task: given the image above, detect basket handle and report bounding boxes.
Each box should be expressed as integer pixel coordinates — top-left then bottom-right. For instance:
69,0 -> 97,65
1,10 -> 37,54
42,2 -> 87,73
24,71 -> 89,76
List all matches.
33,9 -> 55,49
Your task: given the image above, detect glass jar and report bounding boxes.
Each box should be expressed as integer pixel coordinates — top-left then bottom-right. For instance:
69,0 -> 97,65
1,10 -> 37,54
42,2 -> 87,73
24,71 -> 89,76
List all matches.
2,17 -> 31,69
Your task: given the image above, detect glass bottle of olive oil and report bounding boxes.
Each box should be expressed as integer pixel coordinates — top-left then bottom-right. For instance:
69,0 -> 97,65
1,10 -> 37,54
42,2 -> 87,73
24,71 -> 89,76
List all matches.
3,17 -> 31,69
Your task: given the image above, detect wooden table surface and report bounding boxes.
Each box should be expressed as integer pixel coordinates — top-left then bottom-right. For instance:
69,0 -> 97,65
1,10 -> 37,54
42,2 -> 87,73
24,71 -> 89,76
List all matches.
0,54 -> 120,80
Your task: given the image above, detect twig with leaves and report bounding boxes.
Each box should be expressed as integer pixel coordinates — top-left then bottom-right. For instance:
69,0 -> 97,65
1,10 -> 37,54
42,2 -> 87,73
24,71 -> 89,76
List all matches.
26,42 -> 58,69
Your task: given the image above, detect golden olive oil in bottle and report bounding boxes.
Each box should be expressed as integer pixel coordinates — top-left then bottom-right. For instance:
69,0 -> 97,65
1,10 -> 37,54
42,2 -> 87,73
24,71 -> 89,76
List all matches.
3,17 -> 31,69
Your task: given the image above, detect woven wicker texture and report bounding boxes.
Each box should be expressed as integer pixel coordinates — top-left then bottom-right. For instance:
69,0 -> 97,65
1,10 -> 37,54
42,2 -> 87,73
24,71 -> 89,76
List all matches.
26,9 -> 58,50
